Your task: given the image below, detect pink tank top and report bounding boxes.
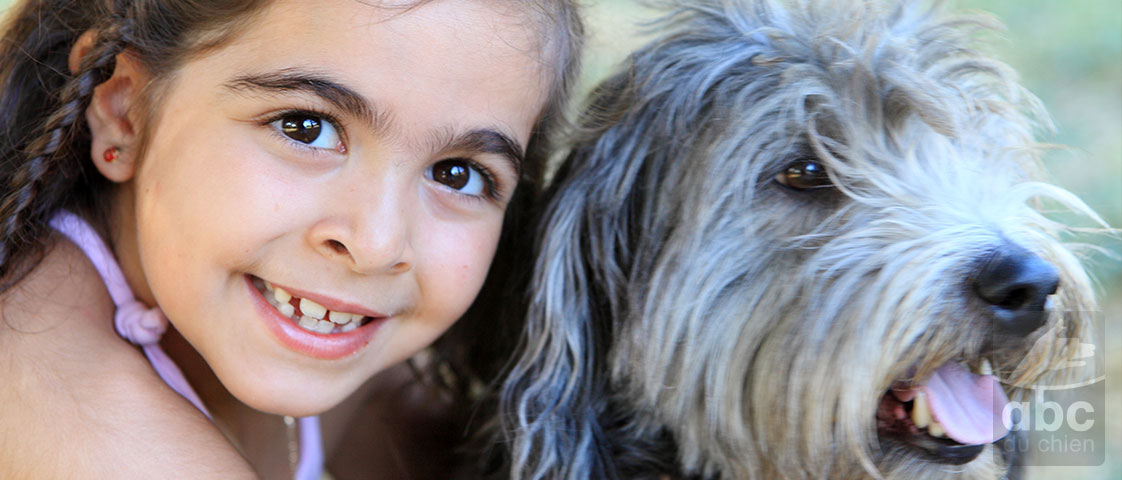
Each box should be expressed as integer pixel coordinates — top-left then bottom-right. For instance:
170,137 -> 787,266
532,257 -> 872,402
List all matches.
50,210 -> 324,480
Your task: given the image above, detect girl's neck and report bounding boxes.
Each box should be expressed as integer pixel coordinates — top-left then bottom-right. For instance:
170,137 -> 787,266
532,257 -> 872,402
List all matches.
107,185 -> 158,308
160,326 -> 298,478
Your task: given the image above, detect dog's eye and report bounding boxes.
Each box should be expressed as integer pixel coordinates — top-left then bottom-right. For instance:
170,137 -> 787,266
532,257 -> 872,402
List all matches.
775,159 -> 832,190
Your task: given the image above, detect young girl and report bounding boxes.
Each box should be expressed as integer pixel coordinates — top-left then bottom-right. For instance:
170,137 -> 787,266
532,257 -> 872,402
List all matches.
0,0 -> 582,477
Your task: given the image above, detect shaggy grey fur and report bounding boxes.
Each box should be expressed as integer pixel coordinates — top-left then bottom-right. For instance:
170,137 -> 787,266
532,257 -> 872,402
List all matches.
498,0 -> 1103,479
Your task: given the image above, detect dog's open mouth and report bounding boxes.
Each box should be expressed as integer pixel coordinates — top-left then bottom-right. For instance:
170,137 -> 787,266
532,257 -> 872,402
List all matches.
875,360 -> 1009,464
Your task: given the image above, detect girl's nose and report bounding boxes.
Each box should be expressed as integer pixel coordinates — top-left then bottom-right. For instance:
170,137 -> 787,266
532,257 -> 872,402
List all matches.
309,199 -> 413,276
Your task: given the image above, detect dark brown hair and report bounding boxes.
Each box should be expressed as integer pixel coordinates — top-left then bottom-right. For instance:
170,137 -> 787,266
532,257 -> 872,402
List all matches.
0,0 -> 584,299
0,0 -> 269,291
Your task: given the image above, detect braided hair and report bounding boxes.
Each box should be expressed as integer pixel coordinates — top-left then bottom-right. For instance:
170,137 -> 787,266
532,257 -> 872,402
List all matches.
0,0 -> 271,292
0,0 -> 586,472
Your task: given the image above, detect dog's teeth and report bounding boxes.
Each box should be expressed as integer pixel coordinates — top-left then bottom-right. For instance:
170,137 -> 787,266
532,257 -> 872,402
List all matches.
979,358 -> 993,375
911,391 -> 931,429
928,420 -> 946,438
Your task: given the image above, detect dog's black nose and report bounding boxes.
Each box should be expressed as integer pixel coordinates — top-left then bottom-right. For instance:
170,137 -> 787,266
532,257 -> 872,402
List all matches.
973,244 -> 1060,336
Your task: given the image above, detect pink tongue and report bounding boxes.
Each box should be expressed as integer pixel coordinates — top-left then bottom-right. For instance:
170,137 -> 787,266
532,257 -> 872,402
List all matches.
919,362 -> 1009,445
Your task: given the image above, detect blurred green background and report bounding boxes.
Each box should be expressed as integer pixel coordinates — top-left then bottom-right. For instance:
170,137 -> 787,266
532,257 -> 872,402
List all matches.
0,0 -> 1115,478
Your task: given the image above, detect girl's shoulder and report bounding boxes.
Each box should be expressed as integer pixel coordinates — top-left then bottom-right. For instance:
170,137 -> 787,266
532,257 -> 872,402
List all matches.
1,233 -> 119,351
0,235 -> 253,477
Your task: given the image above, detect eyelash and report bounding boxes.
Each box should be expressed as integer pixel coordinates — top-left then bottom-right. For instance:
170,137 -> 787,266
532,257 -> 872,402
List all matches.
443,158 -> 503,203
262,108 -> 346,155
262,108 -> 507,203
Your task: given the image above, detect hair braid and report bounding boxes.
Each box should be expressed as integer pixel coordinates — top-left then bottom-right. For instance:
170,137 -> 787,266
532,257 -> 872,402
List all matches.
0,22 -> 124,288
0,0 -> 283,293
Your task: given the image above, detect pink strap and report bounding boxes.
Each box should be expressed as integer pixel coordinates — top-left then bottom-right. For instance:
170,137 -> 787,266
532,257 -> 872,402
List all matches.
50,210 -> 324,479
50,211 -> 210,417
295,416 -> 325,480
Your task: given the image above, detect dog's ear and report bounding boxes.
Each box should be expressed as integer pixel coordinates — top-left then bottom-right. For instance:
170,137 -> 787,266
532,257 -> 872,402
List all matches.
498,74 -> 642,478
499,163 -> 618,479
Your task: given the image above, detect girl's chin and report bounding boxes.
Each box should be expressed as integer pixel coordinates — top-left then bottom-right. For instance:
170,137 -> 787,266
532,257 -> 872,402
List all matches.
208,361 -> 368,418
230,381 -> 352,418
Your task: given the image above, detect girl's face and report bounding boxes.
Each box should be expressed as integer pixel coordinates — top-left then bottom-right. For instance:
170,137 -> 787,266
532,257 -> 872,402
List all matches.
113,0 -> 547,415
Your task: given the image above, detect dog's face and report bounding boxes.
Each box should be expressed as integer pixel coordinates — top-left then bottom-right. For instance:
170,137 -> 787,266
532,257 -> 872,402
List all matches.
504,1 -> 1102,479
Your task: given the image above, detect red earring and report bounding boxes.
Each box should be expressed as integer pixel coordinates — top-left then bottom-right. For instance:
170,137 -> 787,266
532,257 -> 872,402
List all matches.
103,146 -> 119,163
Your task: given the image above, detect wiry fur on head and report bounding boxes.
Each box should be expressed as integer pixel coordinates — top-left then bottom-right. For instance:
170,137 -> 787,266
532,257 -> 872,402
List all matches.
498,0 -> 1104,479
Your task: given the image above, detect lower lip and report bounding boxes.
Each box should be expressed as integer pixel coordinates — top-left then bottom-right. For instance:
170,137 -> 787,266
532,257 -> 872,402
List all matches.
245,275 -> 383,360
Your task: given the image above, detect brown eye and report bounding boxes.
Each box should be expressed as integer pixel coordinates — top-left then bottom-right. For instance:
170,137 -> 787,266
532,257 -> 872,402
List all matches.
280,115 -> 322,144
775,159 -> 832,190
429,158 -> 486,196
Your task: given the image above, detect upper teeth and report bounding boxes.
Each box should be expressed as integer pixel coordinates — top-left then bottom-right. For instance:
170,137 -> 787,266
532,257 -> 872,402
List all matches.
263,281 -> 366,333
274,287 -> 292,304
300,298 -> 327,319
910,390 -> 948,438
979,358 -> 993,375
330,310 -> 362,324
911,391 -> 931,429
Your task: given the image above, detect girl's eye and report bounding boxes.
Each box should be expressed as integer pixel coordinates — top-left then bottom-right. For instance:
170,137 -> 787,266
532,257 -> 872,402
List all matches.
428,159 -> 486,196
271,113 -> 342,150
775,158 -> 832,190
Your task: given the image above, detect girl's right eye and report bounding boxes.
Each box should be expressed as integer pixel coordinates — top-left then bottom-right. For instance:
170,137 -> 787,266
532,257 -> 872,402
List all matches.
270,113 -> 343,151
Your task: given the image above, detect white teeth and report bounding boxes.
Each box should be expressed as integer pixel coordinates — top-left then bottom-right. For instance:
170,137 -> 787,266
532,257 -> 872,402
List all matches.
910,390 -> 948,438
296,315 -> 342,334
274,287 -> 292,304
314,319 -> 335,334
330,310 -> 357,325
979,358 -> 993,375
260,280 -> 367,333
928,420 -> 946,438
911,391 -> 931,429
300,298 -> 327,319
298,316 -> 319,331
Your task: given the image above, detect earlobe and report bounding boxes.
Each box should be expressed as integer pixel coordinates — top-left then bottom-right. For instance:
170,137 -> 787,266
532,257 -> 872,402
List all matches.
84,50 -> 149,183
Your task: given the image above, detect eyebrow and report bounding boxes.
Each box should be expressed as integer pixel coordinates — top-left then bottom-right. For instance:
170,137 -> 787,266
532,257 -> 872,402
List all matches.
225,68 -> 380,127
223,68 -> 525,176
439,128 -> 525,177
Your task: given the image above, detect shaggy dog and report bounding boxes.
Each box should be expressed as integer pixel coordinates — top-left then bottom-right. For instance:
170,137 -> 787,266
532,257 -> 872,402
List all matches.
497,0 -> 1103,479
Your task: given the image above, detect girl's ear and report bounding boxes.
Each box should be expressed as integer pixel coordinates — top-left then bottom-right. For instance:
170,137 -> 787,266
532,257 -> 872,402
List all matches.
72,33 -> 150,183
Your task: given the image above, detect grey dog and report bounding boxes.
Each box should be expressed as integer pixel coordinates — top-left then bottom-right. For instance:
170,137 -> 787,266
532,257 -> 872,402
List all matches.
496,0 -> 1104,479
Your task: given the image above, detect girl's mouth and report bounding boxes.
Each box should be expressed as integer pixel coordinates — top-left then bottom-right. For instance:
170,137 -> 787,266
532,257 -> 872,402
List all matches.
250,276 -> 376,334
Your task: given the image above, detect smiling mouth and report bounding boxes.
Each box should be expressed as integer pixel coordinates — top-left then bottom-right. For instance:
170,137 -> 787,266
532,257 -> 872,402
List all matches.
250,276 -> 376,334
875,359 -> 1009,465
